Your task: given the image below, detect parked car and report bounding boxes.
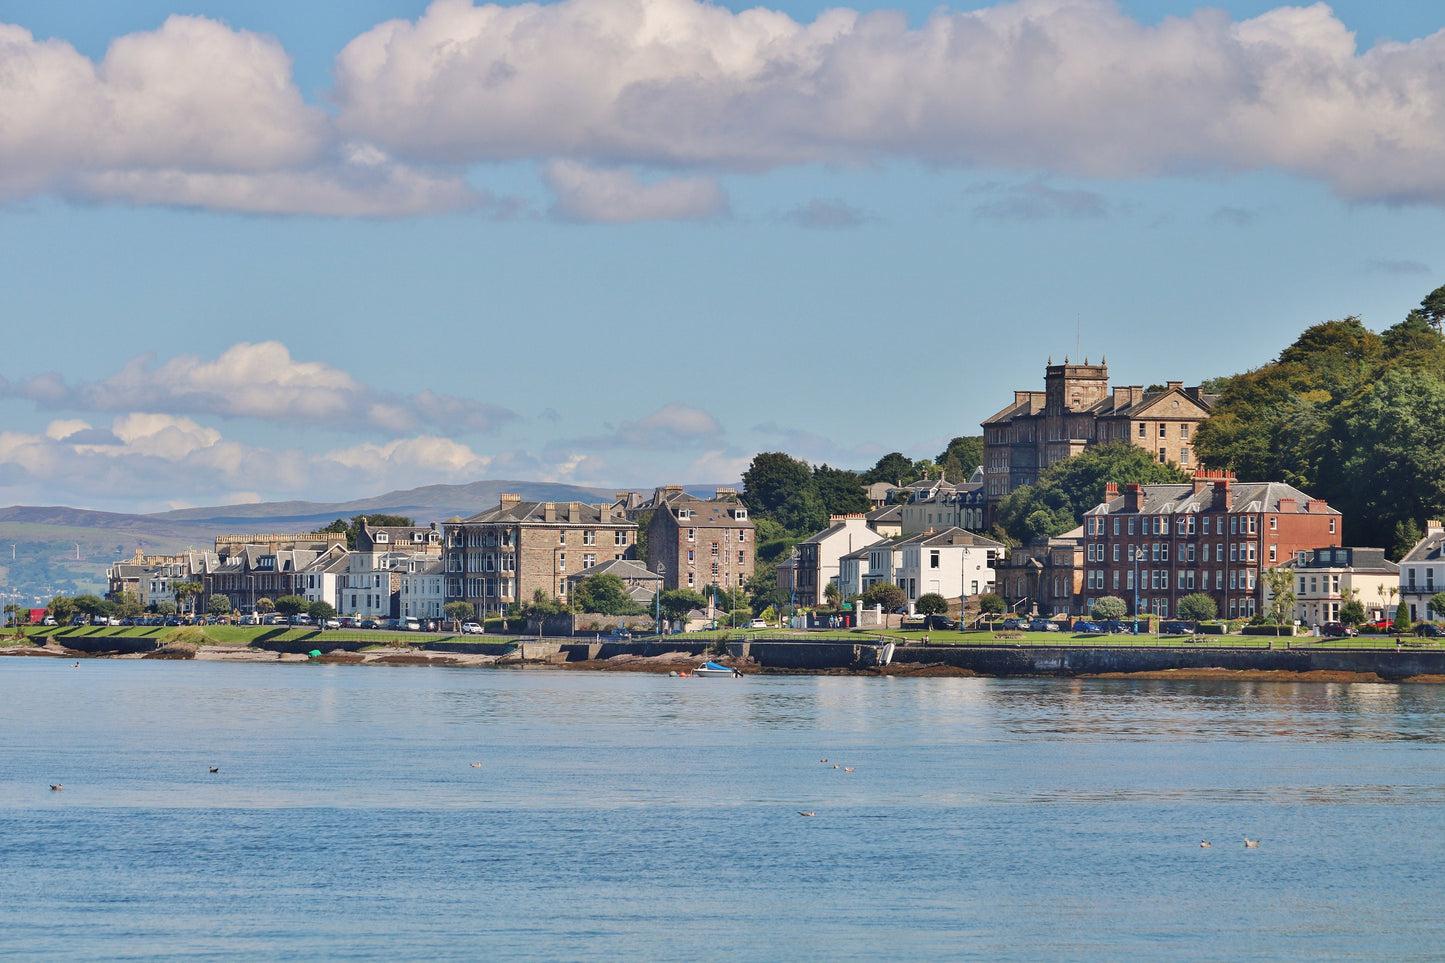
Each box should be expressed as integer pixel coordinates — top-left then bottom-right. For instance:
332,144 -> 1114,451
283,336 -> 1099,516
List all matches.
289,614 -> 313,626
1321,622 -> 1358,638
69,615 -> 88,626
749,619 -> 770,629
606,627 -> 633,641
164,617 -> 184,627
1160,621 -> 1193,635
42,616 -> 57,626
322,619 -> 341,629
1002,618 -> 1025,631
1364,620 -> 1395,634
1415,623 -> 1445,637
337,617 -> 355,628
402,618 -> 421,631
1099,619 -> 1130,634
461,621 -> 483,635
1072,620 -> 1103,633
921,614 -> 958,630
1027,618 -> 1060,632
360,619 -> 379,630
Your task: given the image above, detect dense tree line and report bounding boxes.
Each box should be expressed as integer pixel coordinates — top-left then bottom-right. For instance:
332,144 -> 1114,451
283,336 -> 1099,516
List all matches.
1193,284 -> 1445,556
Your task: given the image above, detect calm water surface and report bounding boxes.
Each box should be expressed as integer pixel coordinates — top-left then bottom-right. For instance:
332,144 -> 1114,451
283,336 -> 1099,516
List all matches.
2,660 -> 1443,961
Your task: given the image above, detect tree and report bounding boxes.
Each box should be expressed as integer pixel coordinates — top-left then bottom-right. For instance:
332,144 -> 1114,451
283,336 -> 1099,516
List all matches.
1431,593 -> 1445,622
172,580 -> 203,616
1261,567 -> 1296,626
861,582 -> 906,613
443,601 -> 475,631
155,600 -> 177,616
812,464 -> 870,516
1177,593 -> 1218,623
1339,599 -> 1366,626
978,593 -> 1006,615
861,452 -> 917,486
72,594 -> 107,618
1397,601 -> 1410,629
308,600 -> 335,622
255,597 -> 275,614
1090,596 -> 1127,620
207,594 -> 232,618
823,582 -> 842,609
741,453 -> 814,521
573,574 -> 643,615
937,436 -> 984,482
114,591 -> 144,618
658,588 -> 708,622
915,593 -> 948,616
274,595 -> 308,617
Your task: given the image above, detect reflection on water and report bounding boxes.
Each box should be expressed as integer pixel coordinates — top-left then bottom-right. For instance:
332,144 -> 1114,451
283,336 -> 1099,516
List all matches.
1,660 -> 1443,962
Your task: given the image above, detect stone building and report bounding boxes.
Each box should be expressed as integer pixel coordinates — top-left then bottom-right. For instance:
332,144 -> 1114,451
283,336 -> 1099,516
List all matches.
981,359 -> 1216,522
643,486 -> 754,594
1079,469 -> 1342,621
443,495 -> 637,617
994,528 -> 1086,617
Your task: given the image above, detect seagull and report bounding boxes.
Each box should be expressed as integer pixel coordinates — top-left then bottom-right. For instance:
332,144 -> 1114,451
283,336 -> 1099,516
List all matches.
1244,838 -> 1260,848
797,811 -> 815,817
50,784 -> 62,791
209,767 -> 219,773
844,767 -> 855,772
470,763 -> 482,768
819,759 -> 828,763
1200,841 -> 1211,848
833,765 -> 840,769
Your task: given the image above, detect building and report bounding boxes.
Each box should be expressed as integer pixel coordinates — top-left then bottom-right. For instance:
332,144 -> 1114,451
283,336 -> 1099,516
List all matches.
398,556 -> 447,621
1290,547 -> 1398,628
443,495 -> 637,617
994,528 -> 1086,616
893,528 -> 1003,606
140,551 -> 219,612
342,520 -> 443,619
900,478 -> 987,535
864,504 -> 903,538
1400,522 -> 1445,622
982,359 -> 1216,522
214,531 -> 346,557
296,545 -> 352,613
793,515 -> 888,607
1080,469 -> 1342,621
206,546 -> 324,615
642,486 -> 754,594
564,557 -> 664,606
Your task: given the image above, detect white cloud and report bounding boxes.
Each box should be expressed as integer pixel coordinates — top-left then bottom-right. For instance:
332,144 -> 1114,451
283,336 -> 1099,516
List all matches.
9,0 -> 1445,212
332,0 -> 1445,205
3,341 -> 516,435
543,160 -> 726,222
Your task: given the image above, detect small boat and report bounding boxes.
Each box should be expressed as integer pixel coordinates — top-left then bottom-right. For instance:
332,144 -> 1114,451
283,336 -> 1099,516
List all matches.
693,661 -> 742,678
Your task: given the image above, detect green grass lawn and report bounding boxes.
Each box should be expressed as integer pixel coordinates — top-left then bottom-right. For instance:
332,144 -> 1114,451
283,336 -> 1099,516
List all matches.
9,624 -> 469,646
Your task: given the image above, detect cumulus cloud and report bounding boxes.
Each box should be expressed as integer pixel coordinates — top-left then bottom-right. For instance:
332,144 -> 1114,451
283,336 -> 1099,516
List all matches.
331,0 -> 1445,205
542,160 -> 727,222
0,416 -> 499,511
10,0 -> 1445,212
1,341 -> 515,435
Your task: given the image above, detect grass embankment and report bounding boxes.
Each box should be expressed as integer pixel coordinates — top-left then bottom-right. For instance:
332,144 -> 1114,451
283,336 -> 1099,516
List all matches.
6,624 -> 469,646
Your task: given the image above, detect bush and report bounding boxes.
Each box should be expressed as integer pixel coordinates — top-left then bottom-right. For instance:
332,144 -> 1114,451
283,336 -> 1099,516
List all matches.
1090,596 -> 1127,620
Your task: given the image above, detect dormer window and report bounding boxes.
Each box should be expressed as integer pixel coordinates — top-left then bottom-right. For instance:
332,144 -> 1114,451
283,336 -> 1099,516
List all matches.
375,533 -> 388,543
734,508 -> 747,519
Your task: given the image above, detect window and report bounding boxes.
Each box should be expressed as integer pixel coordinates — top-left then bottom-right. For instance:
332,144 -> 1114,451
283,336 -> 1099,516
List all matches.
1162,544 -> 1170,561
583,530 -> 596,545
1178,571 -> 1186,589
930,551 -> 940,569
1329,519 -> 1336,534
558,553 -> 566,571
1159,447 -> 1166,463
1113,544 -> 1120,562
1181,449 -> 1189,465
687,528 -> 695,542
1202,517 -> 1210,535
1113,517 -> 1120,535
1139,423 -> 1147,438
559,531 -> 566,545
1159,423 -> 1167,439
1269,516 -> 1277,531
738,550 -> 745,565
615,531 -> 627,545
711,542 -> 719,556
1128,517 -> 1136,535
583,554 -> 595,568
738,529 -> 747,542
688,550 -> 694,562
1112,571 -> 1120,589
1181,424 -> 1189,439
1269,545 -> 1276,562
687,572 -> 694,587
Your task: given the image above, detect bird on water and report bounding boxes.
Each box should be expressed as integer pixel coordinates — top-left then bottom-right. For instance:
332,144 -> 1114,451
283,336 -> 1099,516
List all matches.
1244,838 -> 1261,848
50,784 -> 62,791
844,767 -> 855,772
797,811 -> 815,817
1200,841 -> 1211,848
470,763 -> 482,768
209,767 -> 219,773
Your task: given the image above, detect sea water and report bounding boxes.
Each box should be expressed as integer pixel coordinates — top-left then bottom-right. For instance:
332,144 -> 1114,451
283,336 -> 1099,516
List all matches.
1,660 -> 1443,961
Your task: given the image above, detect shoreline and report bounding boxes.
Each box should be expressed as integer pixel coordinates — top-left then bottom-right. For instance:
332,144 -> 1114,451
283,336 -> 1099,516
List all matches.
6,640 -> 1445,683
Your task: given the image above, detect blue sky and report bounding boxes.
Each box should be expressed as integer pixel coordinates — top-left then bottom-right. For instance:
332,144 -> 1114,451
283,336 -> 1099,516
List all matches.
2,0 -> 1443,513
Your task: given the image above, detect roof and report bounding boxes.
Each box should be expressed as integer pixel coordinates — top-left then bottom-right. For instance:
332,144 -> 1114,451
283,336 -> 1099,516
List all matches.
1402,531 -> 1445,565
1293,547 -> 1397,573
896,527 -> 1005,550
866,504 -> 902,523
798,516 -> 877,546
1083,481 -> 1340,517
567,557 -> 660,582
982,393 -> 1045,426
458,499 -> 634,527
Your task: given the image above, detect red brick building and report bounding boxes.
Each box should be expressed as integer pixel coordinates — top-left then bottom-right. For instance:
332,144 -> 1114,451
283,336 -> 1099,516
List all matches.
1079,469 -> 1341,620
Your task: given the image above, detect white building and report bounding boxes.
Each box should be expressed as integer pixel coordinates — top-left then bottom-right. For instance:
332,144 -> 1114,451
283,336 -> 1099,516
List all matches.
794,515 -> 889,606
1289,546 -> 1398,627
296,545 -> 351,613
1400,522 -> 1445,622
892,528 -> 1003,608
399,556 -> 446,620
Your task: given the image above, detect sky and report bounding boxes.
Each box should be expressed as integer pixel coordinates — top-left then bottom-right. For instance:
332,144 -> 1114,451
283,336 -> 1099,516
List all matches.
2,0 -> 1445,514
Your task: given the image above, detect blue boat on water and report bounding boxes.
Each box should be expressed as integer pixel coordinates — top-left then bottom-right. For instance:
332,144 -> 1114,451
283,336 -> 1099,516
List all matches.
694,661 -> 742,678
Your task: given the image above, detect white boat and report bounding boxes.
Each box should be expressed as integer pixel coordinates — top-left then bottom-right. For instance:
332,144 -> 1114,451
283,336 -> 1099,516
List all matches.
693,661 -> 742,678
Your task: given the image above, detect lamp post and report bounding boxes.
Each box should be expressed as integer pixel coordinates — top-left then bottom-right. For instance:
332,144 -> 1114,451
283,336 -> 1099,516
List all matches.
1132,547 -> 1141,635
656,563 -> 666,637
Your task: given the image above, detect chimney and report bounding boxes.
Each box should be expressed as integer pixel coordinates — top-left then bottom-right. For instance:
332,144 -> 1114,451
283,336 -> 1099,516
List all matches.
1124,483 -> 1143,512
1212,480 -> 1232,512
1167,381 -> 1183,392
544,502 -> 556,523
1306,499 -> 1328,513
715,487 -> 736,499
665,485 -> 683,493
615,491 -> 630,504
500,493 -> 521,504
1429,520 -> 1444,535
1278,498 -> 1297,514
569,501 -> 580,521
1104,482 -> 1119,500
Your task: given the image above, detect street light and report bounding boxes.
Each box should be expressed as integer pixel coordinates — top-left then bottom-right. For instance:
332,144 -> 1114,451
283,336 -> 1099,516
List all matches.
655,563 -> 666,636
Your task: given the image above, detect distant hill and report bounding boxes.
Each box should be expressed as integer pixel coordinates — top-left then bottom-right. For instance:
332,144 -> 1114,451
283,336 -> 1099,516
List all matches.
0,478 -> 731,603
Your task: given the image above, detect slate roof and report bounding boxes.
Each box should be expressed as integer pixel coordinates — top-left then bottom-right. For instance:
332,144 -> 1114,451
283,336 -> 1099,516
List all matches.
895,527 -> 1005,550
1402,531 -> 1445,565
1083,482 -> 1339,517
458,500 -> 632,526
1293,547 -> 1397,573
865,504 -> 902,524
